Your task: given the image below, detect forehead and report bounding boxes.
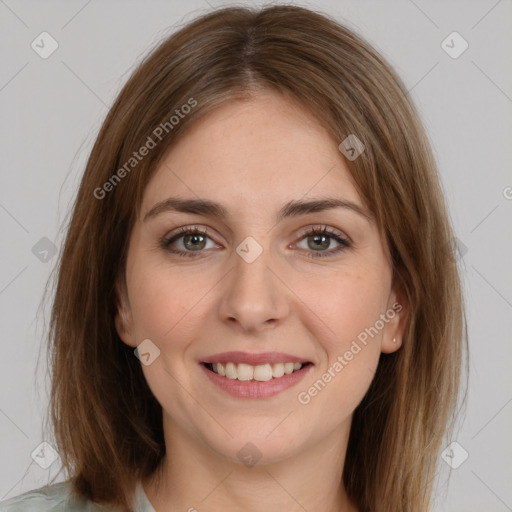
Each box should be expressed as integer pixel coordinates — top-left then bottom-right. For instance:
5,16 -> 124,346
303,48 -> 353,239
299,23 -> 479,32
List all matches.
141,89 -> 362,214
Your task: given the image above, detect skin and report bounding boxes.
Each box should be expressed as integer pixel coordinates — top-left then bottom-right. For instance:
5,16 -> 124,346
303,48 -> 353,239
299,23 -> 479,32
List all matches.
115,88 -> 407,512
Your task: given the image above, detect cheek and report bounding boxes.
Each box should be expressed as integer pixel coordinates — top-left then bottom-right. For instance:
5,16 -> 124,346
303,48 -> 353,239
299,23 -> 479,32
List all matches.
294,274 -> 386,418
127,261 -> 215,345
300,266 -> 389,396
307,267 -> 388,341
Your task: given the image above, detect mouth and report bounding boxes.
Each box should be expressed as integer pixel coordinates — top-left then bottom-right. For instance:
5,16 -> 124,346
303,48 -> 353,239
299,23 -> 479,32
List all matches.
202,361 -> 312,381
198,351 -> 314,399
198,353 -> 314,399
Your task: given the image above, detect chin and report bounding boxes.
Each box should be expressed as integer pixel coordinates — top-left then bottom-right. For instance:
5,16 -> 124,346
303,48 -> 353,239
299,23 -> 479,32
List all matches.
201,419 -> 309,467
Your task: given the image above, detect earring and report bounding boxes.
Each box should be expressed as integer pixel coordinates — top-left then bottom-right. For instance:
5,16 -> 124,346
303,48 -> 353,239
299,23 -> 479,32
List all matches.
392,337 -> 397,343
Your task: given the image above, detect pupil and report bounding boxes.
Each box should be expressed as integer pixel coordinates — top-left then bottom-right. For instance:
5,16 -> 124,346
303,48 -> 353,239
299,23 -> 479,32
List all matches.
310,234 -> 328,250
185,234 -> 205,250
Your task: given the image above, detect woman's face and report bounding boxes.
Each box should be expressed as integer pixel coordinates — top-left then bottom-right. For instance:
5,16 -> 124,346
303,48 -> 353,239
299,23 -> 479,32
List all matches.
115,89 -> 406,466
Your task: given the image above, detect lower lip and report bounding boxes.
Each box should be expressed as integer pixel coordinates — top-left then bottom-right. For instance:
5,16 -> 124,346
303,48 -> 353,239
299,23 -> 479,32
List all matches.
199,363 -> 313,399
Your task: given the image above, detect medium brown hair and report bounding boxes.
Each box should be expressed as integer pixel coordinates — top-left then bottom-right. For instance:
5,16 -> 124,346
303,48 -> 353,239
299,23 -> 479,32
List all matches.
43,5 -> 467,511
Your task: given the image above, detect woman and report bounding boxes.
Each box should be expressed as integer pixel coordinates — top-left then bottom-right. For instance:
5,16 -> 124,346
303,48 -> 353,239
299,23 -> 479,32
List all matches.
0,4 -> 466,512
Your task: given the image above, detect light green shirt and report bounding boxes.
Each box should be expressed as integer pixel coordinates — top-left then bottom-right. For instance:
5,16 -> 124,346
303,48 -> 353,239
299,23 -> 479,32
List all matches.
0,480 -> 156,511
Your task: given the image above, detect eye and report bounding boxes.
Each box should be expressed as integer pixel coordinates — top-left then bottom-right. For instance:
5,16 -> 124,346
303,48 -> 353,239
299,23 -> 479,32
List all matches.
293,226 -> 351,258
161,226 -> 219,257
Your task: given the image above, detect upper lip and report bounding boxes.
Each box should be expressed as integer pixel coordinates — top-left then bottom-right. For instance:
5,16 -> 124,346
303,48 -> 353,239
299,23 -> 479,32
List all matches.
201,351 -> 311,366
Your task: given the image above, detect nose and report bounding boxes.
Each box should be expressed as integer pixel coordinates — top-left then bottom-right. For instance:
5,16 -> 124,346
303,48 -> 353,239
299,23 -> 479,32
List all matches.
218,243 -> 290,333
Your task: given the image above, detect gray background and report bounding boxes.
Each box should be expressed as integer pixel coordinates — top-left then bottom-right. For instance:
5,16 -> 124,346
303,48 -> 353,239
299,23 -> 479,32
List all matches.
1,0 -> 511,510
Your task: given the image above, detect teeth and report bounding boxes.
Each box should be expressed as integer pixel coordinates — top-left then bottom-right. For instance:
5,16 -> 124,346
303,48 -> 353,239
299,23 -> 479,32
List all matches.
225,362 -> 237,379
237,363 -> 254,381
209,361 -> 305,380
272,362 -> 285,378
284,362 -> 295,374
253,363 -> 273,382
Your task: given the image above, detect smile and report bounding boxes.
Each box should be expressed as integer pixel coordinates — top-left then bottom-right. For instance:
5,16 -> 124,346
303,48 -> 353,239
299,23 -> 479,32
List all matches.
205,361 -> 307,381
199,357 -> 313,399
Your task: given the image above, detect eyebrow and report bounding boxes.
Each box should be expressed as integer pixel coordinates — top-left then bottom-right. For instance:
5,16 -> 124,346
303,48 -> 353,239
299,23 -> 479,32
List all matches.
143,196 -> 373,223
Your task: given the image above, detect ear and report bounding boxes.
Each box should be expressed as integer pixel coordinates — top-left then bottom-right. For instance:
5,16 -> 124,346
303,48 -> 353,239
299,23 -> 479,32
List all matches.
114,275 -> 136,348
381,281 -> 408,354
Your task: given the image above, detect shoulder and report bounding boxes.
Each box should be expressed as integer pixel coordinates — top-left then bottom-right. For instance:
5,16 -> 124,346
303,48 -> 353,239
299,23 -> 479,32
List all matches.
0,481 -> 108,512
0,482 -> 72,512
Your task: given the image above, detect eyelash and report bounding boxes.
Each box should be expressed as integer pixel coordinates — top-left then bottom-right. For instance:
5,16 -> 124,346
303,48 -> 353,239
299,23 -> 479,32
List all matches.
160,225 -> 351,259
